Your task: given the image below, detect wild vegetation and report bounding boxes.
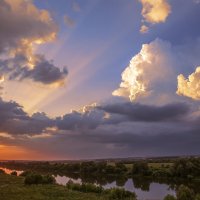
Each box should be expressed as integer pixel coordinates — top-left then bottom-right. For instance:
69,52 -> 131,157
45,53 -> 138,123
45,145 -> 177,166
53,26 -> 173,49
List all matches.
163,185 -> 200,200
0,171 -> 137,200
1,157 -> 200,199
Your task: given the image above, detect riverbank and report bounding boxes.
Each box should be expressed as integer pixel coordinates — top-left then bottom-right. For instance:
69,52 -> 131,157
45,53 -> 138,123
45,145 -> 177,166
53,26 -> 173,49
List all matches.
0,173 -> 109,200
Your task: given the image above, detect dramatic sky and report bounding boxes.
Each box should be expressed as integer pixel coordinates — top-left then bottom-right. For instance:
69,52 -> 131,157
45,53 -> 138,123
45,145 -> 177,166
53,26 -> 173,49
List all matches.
0,0 -> 200,160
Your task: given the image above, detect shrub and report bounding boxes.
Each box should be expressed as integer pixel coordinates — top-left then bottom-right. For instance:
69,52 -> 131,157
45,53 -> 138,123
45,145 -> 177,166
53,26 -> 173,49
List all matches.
10,171 -> 17,176
164,194 -> 177,200
176,185 -> 194,200
132,162 -> 151,176
66,181 -> 136,199
66,180 -> 103,194
42,174 -> 56,184
24,173 -> 43,185
81,183 -> 103,193
195,194 -> 200,200
20,171 -> 32,177
107,188 -> 137,200
24,173 -> 55,185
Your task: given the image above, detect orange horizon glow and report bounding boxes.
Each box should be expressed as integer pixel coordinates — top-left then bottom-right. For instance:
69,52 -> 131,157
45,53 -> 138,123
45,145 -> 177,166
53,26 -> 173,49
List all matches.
0,144 -> 49,161
0,144 -> 73,161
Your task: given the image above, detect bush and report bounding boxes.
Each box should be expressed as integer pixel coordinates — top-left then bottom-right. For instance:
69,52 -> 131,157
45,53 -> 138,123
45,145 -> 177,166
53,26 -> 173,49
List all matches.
42,174 -> 56,184
24,173 -> 55,185
195,194 -> 200,200
66,180 -> 103,194
66,181 -> 136,200
107,188 -> 137,200
10,171 -> 17,176
24,173 -> 43,185
132,162 -> 151,176
176,185 -> 194,200
164,194 -> 177,200
82,183 -> 103,193
20,171 -> 32,177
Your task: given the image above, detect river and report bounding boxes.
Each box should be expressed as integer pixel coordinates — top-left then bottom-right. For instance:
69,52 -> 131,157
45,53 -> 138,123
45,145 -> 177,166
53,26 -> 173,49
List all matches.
0,167 -> 175,200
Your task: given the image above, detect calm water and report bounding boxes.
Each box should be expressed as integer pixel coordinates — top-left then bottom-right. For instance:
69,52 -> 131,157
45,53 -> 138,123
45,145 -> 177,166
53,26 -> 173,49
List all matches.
55,175 -> 175,200
0,167 -> 23,176
1,167 -> 175,200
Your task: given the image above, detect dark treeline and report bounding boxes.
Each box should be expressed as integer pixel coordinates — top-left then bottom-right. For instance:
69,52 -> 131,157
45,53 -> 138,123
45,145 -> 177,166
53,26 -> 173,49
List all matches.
0,161 -> 129,185
1,157 -> 200,194
1,157 -> 200,177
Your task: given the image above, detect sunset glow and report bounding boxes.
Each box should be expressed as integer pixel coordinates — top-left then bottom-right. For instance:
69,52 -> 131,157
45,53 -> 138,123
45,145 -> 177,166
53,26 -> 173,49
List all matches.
0,0 -> 199,160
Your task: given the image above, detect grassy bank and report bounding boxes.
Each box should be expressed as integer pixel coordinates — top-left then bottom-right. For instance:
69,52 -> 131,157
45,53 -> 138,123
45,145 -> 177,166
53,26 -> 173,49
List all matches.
0,173 -> 107,200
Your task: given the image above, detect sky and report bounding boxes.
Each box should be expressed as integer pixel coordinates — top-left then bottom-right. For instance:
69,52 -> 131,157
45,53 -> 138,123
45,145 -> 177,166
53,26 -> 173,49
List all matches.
0,0 -> 200,160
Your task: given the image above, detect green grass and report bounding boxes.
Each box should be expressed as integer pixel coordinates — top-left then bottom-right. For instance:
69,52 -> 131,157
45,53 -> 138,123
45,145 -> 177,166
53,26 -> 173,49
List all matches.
148,163 -> 173,169
0,174 -> 108,200
124,162 -> 173,172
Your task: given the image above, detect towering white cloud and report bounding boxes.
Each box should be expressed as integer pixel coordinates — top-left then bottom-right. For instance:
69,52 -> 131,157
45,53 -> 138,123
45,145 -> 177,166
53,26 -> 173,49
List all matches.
177,66 -> 200,100
113,39 -> 174,101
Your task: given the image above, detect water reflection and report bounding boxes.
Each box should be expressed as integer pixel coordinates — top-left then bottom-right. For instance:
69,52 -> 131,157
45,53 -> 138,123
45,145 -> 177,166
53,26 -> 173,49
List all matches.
0,167 -> 23,176
54,175 -> 175,200
1,167 -> 176,200
55,175 -> 81,185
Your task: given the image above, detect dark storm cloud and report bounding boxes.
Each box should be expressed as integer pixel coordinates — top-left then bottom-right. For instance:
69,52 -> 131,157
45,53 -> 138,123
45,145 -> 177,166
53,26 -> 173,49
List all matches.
0,98 -> 53,135
22,60 -> 68,85
99,102 -> 190,122
0,54 -> 68,85
24,120 -> 200,159
0,97 -> 193,136
0,0 -> 68,85
56,109 -> 105,130
0,97 -> 199,158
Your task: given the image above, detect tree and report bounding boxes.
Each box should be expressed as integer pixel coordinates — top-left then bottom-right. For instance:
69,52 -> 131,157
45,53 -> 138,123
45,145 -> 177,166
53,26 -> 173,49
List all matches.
176,185 -> 194,200
24,173 -> 55,185
132,162 -> 151,176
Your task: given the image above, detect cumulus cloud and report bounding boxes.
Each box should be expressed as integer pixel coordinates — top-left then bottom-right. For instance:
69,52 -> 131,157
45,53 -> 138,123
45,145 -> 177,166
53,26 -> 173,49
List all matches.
56,104 -> 105,130
140,24 -> 149,33
0,75 -> 4,83
139,0 -> 171,33
0,0 -> 68,86
140,0 -> 171,24
113,39 -> 174,101
177,66 -> 200,100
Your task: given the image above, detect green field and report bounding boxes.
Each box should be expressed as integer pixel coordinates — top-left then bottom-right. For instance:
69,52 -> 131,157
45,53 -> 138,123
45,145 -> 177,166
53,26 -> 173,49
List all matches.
109,162 -> 174,172
0,174 -> 107,200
